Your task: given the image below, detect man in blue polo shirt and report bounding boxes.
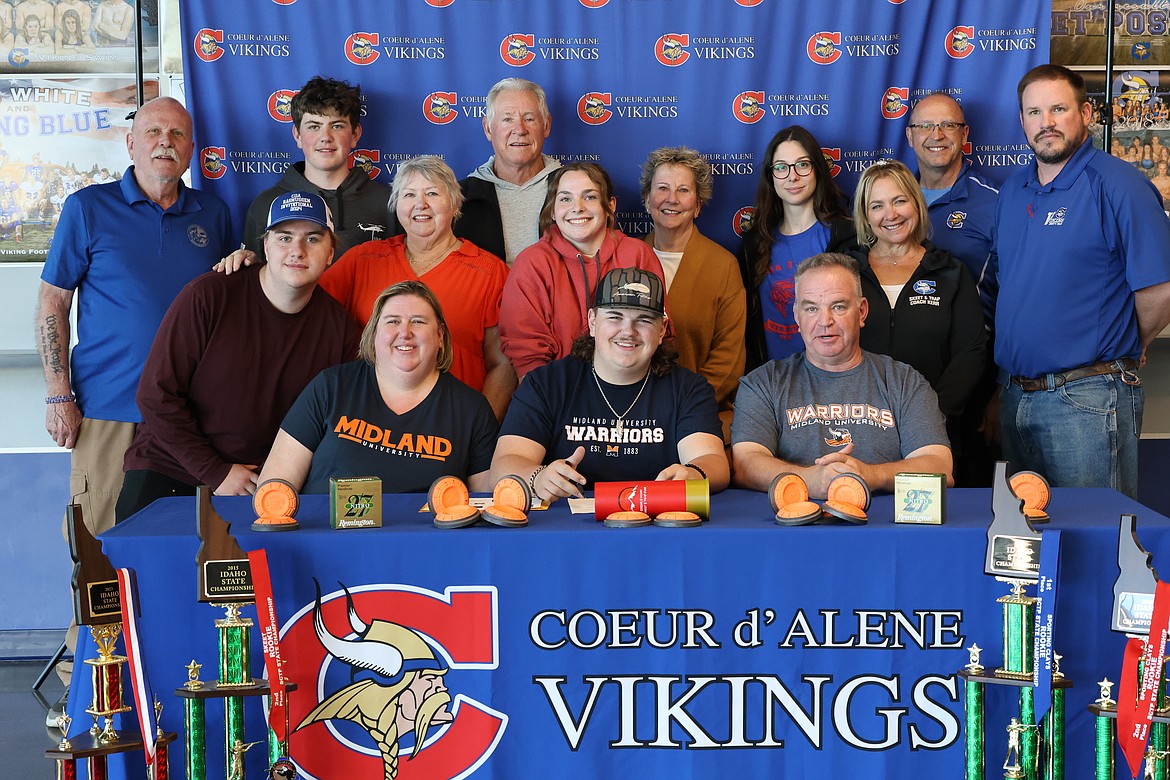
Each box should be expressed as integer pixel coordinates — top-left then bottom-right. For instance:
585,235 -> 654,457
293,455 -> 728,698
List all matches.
906,93 -> 998,314
992,64 -> 1170,498
906,92 -> 1001,487
35,96 -> 232,686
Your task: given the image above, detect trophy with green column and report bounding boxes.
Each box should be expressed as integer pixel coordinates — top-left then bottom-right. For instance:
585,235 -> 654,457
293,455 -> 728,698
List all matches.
1090,514 -> 1169,779
959,462 -> 1071,780
175,488 -> 293,780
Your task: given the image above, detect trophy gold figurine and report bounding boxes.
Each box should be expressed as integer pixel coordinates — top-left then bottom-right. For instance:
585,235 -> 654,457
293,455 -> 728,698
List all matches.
959,462 -> 1071,780
1090,514 -> 1170,780
45,505 -> 176,779
176,488 -> 295,780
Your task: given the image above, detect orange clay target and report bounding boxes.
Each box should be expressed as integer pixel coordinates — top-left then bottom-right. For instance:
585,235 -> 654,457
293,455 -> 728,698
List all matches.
769,472 -> 809,513
827,473 -> 871,511
653,510 -> 702,528
774,500 -> 822,526
483,475 -> 531,528
429,476 -> 480,528
822,500 -> 868,524
1010,471 -> 1051,512
494,475 -> 531,512
604,510 -> 652,527
253,478 -> 299,519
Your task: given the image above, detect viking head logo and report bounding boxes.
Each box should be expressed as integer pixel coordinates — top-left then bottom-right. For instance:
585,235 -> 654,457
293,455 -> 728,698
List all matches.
297,581 -> 454,778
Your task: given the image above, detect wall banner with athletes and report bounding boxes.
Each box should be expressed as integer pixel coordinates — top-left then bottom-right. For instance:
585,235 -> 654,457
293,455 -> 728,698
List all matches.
1052,0 -> 1170,68
177,0 -> 1048,252
0,77 -> 156,263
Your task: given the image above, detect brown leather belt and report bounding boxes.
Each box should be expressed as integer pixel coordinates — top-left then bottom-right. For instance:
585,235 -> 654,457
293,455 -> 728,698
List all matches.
1010,358 -> 1140,392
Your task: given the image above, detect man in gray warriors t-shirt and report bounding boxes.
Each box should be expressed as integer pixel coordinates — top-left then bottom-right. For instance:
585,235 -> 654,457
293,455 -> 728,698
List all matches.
731,253 -> 952,499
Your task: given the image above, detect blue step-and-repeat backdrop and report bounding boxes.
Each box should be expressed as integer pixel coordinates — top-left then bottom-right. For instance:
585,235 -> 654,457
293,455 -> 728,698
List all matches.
179,0 -> 1048,252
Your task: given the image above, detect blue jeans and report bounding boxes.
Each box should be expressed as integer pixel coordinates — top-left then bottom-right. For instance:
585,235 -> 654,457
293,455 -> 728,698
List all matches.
1000,372 -> 1143,499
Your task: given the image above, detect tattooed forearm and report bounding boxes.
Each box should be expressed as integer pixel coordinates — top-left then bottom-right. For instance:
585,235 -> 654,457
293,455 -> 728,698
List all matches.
39,313 -> 66,375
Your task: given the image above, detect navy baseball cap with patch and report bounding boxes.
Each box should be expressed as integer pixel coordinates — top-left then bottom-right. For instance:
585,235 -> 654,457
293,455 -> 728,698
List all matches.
265,191 -> 334,232
594,267 -> 665,315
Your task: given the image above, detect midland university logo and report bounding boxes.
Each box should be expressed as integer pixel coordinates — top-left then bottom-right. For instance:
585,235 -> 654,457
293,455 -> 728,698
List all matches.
282,583 -> 506,779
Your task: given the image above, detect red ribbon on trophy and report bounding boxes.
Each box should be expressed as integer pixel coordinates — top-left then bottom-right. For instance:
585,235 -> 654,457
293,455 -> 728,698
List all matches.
1117,579 -> 1170,777
247,549 -> 290,741
117,568 -> 159,769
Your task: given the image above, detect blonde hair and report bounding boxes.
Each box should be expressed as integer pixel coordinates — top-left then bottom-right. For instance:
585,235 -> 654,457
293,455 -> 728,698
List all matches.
358,281 -> 454,373
852,159 -> 930,247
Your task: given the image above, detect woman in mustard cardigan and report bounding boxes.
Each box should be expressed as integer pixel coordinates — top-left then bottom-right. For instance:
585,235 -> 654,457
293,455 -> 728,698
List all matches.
638,147 -> 746,434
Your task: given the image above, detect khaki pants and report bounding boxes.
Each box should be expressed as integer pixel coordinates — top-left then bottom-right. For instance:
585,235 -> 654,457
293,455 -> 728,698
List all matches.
58,418 -> 136,685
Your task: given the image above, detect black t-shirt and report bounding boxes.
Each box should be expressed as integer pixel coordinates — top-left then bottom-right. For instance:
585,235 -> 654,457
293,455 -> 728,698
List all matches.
500,357 -> 721,484
281,361 -> 498,493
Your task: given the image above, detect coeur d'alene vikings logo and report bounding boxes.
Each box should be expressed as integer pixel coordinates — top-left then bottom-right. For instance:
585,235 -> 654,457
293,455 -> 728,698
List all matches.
822,147 -> 842,178
500,34 -> 535,67
732,206 -> 755,237
806,32 -> 841,65
194,29 -> 224,62
578,93 -> 612,125
268,90 -> 297,123
282,582 -> 506,779
732,91 -> 765,124
200,147 -> 226,179
424,93 -> 458,125
655,34 -> 689,66
945,26 -> 975,59
345,32 -> 380,65
882,87 -> 909,119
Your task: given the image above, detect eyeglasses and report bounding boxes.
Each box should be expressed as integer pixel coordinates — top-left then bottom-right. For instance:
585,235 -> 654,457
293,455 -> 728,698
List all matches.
769,160 -> 814,179
907,121 -> 966,133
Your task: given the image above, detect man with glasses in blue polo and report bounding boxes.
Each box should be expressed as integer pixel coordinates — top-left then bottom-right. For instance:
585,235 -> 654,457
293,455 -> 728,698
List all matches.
906,93 -> 1001,486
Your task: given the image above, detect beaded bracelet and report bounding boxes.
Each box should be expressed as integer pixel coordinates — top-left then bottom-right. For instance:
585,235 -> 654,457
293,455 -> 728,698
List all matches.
685,462 -> 708,481
46,394 -> 78,404
529,464 -> 547,498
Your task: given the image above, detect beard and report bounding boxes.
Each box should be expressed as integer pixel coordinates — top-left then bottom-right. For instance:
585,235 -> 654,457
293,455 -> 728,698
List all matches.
1031,128 -> 1087,165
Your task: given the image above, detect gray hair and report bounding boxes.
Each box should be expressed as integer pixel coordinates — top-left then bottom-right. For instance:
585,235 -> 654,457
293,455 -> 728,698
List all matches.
485,77 -> 550,125
794,252 -> 863,298
389,155 -> 464,219
638,146 -> 714,206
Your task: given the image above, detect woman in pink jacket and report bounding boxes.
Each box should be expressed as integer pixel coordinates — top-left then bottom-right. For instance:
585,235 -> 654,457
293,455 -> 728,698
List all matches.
499,162 -> 664,379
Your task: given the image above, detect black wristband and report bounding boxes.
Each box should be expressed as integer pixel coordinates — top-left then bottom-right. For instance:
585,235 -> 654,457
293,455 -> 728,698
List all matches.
685,462 -> 708,481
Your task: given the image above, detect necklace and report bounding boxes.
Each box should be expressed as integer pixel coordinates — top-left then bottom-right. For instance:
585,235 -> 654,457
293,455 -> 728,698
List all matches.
592,365 -> 651,434
406,237 -> 459,276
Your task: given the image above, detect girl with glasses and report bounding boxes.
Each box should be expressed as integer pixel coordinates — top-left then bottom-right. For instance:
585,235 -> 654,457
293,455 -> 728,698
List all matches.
736,125 -> 857,369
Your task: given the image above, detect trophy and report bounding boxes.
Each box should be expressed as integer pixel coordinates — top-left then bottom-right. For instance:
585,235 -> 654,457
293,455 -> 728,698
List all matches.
45,504 -> 175,779
960,462 -> 1071,780
175,488 -> 295,780
1090,514 -> 1169,779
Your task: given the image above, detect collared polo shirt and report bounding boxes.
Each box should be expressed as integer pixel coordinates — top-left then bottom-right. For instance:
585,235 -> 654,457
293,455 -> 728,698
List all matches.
41,166 -> 232,421
993,140 -> 1170,377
